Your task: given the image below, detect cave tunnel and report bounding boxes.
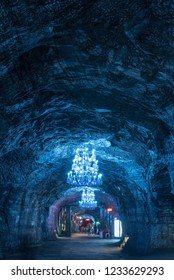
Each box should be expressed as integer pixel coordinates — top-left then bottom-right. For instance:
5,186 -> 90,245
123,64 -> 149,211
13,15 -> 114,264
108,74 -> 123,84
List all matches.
0,0 -> 174,260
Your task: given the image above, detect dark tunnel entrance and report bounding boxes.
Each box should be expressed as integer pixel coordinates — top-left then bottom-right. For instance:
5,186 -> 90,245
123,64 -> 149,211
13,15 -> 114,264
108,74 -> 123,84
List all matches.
48,187 -> 123,243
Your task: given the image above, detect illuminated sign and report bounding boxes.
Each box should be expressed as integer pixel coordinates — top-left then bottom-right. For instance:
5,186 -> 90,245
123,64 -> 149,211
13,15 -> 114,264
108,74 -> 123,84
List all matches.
114,219 -> 122,238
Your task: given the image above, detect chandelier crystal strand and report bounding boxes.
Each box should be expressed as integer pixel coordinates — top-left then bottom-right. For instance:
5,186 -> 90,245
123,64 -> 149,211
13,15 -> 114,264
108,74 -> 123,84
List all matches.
79,187 -> 97,209
67,148 -> 103,186
67,148 -> 102,209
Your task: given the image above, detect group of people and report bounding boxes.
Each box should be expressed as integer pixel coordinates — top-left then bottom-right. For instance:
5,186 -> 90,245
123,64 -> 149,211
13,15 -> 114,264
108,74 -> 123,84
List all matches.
80,224 -> 96,235
80,224 -> 110,238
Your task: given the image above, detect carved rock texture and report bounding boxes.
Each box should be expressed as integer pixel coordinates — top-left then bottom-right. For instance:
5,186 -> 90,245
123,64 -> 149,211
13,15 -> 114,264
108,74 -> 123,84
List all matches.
0,0 -> 174,256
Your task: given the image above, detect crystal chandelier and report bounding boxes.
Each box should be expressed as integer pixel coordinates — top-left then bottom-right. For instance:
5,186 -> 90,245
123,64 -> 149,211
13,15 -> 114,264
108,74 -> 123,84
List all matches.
79,187 -> 97,209
67,148 -> 102,186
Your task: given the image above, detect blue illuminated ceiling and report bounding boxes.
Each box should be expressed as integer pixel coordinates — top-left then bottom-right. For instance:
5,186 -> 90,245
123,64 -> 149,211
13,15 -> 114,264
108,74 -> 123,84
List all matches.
0,0 -> 174,210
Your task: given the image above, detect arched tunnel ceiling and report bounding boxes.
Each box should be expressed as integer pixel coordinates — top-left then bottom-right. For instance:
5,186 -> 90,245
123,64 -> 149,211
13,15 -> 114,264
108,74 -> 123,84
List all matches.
0,0 -> 174,208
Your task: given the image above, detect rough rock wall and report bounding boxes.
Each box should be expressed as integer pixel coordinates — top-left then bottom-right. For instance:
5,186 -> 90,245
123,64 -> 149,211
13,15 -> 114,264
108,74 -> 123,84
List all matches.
0,0 -> 174,255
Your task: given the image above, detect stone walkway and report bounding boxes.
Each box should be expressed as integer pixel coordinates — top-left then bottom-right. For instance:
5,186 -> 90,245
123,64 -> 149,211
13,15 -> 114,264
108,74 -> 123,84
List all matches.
4,233 -> 174,260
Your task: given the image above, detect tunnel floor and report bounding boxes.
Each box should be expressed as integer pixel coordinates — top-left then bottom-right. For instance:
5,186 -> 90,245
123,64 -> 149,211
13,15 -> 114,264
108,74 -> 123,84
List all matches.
4,233 -> 174,260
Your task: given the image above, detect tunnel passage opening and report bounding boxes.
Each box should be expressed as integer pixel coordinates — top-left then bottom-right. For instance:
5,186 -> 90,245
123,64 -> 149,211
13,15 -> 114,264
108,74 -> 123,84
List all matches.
47,187 -> 124,243
71,213 -> 96,234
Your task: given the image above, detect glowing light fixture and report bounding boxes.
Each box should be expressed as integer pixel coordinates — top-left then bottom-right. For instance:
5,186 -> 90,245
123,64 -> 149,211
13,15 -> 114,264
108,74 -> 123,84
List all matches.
67,148 -> 102,186
114,218 -> 122,238
107,208 -> 113,212
79,187 -> 97,209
